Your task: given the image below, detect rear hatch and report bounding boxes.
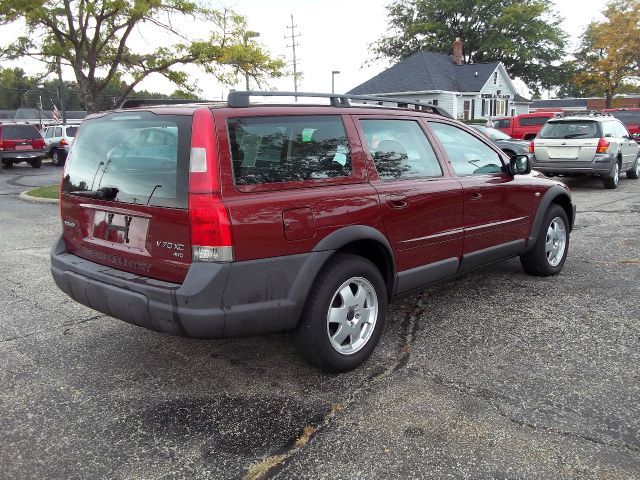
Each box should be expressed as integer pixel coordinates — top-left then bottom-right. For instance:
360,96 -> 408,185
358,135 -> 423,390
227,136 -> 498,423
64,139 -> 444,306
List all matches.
60,110 -> 196,283
0,124 -> 45,152
533,120 -> 601,162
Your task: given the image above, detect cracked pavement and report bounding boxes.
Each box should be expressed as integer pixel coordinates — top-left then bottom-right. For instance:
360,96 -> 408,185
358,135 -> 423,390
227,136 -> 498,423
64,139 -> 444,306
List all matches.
1,163 -> 639,479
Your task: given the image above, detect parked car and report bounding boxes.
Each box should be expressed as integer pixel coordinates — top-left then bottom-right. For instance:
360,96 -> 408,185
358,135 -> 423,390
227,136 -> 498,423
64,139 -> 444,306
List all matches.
493,112 -> 557,140
43,124 -> 78,166
0,123 -> 46,169
531,112 -> 640,188
469,125 -> 531,157
603,108 -> 640,140
51,92 -> 576,372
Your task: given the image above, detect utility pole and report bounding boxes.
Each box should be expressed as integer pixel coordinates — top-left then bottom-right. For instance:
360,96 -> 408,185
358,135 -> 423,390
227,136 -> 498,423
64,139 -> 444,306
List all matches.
285,14 -> 301,100
57,57 -> 67,124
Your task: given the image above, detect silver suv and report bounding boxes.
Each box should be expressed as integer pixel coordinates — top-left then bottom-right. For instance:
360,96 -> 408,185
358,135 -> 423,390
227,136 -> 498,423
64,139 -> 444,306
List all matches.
531,112 -> 640,189
43,124 -> 78,166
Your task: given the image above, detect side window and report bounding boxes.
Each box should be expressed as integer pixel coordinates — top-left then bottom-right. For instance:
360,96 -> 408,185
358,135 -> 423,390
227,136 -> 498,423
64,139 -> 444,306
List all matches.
429,122 -> 503,176
227,115 -> 352,185
602,122 -> 617,138
359,119 -> 442,180
54,127 -> 62,137
615,122 -> 629,138
520,116 -> 549,126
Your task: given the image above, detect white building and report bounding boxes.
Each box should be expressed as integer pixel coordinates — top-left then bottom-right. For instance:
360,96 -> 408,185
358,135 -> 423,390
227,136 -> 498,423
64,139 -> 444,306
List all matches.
348,41 -> 530,120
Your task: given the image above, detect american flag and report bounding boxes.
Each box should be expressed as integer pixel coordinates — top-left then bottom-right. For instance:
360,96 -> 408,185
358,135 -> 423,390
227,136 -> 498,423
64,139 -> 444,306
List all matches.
52,103 -> 62,124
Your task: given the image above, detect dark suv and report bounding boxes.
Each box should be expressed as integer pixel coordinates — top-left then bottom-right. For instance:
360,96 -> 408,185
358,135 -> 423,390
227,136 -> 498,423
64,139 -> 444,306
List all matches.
51,92 -> 576,372
0,123 -> 46,169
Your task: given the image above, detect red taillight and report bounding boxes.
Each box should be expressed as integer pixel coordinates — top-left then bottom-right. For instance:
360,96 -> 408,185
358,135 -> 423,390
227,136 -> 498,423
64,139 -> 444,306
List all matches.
596,137 -> 610,154
529,141 -> 535,154
59,138 -> 68,146
188,108 -> 233,262
0,140 -> 3,151
33,138 -> 45,149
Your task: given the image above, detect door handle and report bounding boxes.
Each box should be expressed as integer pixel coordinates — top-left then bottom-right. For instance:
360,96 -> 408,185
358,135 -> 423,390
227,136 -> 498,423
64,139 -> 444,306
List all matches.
471,192 -> 483,200
386,194 -> 408,209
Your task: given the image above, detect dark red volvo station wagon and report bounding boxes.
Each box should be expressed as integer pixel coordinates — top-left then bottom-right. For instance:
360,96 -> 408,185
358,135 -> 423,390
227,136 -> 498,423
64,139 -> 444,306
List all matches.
51,92 -> 575,372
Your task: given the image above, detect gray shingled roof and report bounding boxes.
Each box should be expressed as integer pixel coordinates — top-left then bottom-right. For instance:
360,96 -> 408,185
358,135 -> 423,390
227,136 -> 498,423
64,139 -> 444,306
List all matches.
348,51 -> 500,95
531,98 -> 587,108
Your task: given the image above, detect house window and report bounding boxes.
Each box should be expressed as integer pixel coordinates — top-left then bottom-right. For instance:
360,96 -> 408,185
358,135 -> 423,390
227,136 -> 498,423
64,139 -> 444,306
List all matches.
496,100 -> 506,116
431,99 -> 438,106
493,72 -> 498,85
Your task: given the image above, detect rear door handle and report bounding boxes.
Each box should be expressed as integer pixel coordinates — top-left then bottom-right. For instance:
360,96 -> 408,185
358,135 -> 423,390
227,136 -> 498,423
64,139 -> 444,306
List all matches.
386,194 -> 408,209
471,192 -> 483,200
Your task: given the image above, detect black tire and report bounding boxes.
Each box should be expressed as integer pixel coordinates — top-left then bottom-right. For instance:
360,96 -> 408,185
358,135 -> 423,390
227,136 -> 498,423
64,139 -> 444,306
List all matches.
295,254 -> 387,373
29,158 -> 42,169
520,204 -> 570,276
602,160 -> 620,189
3,160 -> 14,169
51,149 -> 65,167
626,155 -> 640,179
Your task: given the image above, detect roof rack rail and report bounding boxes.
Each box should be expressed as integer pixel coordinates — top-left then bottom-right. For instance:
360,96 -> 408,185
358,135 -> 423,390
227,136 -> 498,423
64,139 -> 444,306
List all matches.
554,110 -> 611,118
227,90 -> 453,119
119,98 -> 216,109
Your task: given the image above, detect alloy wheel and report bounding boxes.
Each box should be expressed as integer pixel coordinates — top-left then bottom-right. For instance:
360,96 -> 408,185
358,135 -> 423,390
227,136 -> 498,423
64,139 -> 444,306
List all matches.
326,277 -> 378,355
545,217 -> 567,267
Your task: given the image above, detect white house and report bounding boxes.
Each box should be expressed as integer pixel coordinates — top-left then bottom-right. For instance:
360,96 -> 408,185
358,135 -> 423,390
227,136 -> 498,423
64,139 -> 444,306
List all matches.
348,40 -> 530,120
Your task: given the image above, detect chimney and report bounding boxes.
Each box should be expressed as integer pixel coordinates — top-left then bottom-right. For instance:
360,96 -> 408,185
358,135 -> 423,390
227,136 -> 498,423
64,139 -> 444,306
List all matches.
453,37 -> 463,65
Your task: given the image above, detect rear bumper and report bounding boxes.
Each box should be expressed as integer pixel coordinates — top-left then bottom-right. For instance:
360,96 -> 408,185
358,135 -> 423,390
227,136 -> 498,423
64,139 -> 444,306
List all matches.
0,150 -> 46,161
532,154 -> 616,175
50,236 -> 331,338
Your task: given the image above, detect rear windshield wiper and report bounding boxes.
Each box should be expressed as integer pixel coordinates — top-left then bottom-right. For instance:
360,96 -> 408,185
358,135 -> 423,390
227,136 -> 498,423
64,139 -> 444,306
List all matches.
68,187 -> 119,201
563,134 -> 589,139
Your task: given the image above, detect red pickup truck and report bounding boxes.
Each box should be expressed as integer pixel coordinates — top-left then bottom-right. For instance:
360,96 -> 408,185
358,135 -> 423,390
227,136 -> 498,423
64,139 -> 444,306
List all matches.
603,108 -> 640,139
493,112 -> 557,140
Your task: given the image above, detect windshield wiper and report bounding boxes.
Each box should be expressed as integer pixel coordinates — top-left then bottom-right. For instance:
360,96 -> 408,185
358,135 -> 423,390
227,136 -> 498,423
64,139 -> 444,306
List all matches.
563,134 -> 588,139
69,186 -> 119,201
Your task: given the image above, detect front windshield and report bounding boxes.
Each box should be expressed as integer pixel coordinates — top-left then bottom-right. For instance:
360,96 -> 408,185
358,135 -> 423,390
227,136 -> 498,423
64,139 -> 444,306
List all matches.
473,126 -> 512,141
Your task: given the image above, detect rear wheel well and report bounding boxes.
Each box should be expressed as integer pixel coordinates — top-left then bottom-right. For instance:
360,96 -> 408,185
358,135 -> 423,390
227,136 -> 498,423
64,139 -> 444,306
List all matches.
523,134 -> 535,140
502,149 -> 515,157
334,240 -> 395,299
551,194 -> 573,230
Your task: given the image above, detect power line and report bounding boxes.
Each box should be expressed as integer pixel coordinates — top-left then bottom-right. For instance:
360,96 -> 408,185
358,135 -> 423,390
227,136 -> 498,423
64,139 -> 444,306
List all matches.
285,14 -> 301,100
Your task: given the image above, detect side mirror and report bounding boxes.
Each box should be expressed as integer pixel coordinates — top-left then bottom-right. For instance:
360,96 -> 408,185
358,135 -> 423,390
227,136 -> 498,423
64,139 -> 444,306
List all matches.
510,154 -> 531,175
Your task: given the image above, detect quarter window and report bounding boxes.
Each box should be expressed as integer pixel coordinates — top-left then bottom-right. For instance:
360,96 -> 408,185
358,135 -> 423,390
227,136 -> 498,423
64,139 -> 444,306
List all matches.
359,119 -> 442,180
227,115 -> 352,185
430,122 -> 503,176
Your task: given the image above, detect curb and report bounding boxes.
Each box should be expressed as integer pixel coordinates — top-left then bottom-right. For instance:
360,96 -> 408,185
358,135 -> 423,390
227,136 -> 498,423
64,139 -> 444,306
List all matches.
19,190 -> 60,204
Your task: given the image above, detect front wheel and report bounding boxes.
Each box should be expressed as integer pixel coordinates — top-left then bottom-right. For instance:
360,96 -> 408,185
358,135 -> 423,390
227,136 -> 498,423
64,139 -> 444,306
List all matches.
295,254 -> 387,373
520,204 -> 569,276
627,156 -> 640,179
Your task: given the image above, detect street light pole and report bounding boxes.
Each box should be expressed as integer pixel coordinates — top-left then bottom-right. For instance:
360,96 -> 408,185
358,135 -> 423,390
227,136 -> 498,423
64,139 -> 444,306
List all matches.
243,31 -> 260,91
37,83 -> 44,130
331,70 -> 341,94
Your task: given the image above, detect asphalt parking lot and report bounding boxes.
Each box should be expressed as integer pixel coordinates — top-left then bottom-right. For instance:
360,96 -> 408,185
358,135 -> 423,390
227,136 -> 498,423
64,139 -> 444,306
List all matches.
1,162 -> 639,479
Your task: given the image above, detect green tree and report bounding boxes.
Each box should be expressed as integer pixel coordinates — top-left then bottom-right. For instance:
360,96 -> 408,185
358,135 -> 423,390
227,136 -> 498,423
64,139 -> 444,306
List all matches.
573,0 -> 640,108
370,0 -> 567,93
0,1 -> 285,112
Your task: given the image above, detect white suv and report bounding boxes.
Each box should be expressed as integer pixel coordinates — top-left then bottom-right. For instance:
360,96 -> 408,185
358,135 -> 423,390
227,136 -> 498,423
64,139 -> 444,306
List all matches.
531,112 -> 640,189
43,124 -> 78,166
